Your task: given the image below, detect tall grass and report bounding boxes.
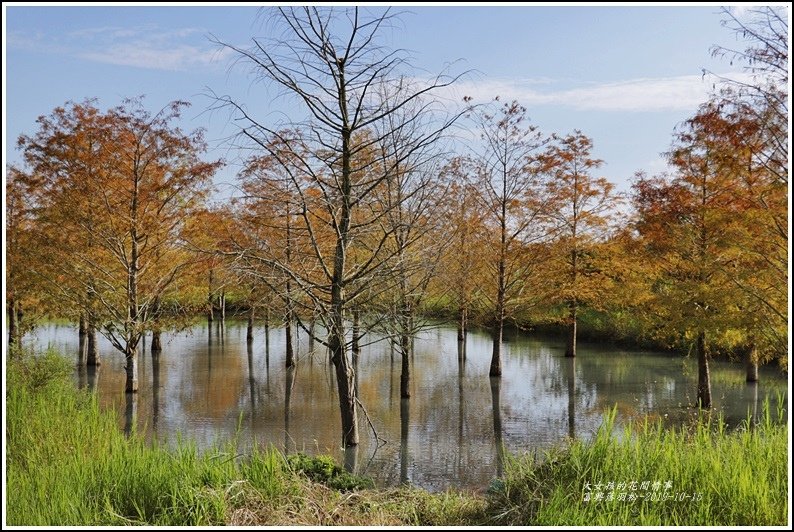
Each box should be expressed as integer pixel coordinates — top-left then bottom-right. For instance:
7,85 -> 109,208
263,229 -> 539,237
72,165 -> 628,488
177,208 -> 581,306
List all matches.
6,351 -> 305,525
489,406 -> 789,526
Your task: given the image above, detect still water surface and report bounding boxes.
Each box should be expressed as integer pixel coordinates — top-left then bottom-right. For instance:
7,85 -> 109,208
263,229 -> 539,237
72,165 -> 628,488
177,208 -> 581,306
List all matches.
29,320 -> 787,491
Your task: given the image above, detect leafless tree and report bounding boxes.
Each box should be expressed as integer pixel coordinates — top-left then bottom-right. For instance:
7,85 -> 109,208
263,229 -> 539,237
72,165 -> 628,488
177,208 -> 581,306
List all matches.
213,7 -> 464,447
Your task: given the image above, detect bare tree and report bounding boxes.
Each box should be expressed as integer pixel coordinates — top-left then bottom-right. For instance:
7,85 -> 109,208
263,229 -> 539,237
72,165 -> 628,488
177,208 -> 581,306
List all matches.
214,6 -> 463,447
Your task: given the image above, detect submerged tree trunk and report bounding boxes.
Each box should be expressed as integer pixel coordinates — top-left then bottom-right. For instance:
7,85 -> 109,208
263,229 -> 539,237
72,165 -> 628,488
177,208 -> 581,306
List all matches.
489,318 -> 504,377
151,331 -> 162,353
565,301 -> 577,358
745,343 -> 759,383
8,298 -> 18,349
400,330 -> 411,399
247,306 -> 255,344
490,259 -> 506,376
86,318 -> 100,366
457,305 -> 467,345
696,330 -> 711,408
330,322 -> 358,447
207,269 -> 215,324
78,314 -> 88,365
285,300 -> 295,368
124,392 -> 137,437
151,297 -> 162,353
125,344 -> 139,393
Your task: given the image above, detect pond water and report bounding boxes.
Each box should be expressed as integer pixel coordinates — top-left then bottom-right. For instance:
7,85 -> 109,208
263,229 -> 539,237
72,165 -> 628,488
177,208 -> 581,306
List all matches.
27,320 -> 788,491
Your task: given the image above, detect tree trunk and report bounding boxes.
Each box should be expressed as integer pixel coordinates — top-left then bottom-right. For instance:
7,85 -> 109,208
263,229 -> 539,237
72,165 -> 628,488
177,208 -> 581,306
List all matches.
220,290 -> 226,323
247,306 -> 255,344
457,305 -> 467,344
16,302 -> 24,344
351,308 -> 361,357
151,296 -> 162,353
696,330 -> 711,408
308,318 -> 315,354
78,314 -> 87,365
285,302 -> 295,368
125,344 -> 139,393
124,392 -> 137,437
8,298 -> 18,349
207,269 -> 215,324
565,301 -> 577,358
745,343 -> 759,383
326,60 -> 358,449
86,318 -> 100,366
151,331 -> 162,353
330,325 -> 358,447
400,331 -> 411,398
87,364 -> 100,392
489,318 -> 503,376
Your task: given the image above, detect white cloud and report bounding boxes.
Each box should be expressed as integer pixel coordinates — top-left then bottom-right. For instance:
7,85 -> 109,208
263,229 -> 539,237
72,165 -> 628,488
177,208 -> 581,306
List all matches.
80,43 -> 231,72
440,72 -> 755,112
9,24 -> 228,72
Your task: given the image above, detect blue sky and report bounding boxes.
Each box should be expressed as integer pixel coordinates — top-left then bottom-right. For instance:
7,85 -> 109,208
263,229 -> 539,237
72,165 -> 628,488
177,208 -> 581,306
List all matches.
3,4 -> 770,199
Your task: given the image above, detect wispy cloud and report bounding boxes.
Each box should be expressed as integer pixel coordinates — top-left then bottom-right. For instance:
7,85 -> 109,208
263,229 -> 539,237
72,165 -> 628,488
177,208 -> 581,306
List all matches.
80,42 -> 231,71
8,24 -> 228,72
441,72 -> 755,112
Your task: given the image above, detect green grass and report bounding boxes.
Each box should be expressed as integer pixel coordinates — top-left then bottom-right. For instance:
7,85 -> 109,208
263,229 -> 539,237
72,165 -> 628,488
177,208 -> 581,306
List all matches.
6,350 -> 788,526
489,407 -> 789,526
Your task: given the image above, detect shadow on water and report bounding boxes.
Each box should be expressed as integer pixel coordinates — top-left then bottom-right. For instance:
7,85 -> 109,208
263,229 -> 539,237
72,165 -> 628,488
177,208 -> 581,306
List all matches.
564,356 -> 576,439
400,397 -> 410,485
152,350 -> 161,432
490,376 -> 504,478
285,365 -> 296,454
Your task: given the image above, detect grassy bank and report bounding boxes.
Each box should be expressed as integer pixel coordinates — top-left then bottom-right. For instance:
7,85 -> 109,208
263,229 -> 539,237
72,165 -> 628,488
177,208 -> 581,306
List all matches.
6,351 -> 788,526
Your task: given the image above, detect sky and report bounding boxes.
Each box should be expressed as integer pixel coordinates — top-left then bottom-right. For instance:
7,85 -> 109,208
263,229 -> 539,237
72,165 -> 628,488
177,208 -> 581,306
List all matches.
3,3 -> 783,200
